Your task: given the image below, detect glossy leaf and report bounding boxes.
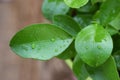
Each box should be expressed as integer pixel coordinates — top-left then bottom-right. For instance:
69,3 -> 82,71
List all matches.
93,0 -> 120,26
10,24 -> 73,60
77,2 -> 98,13
109,13 -> 120,30
74,14 -> 92,28
64,0 -> 89,8
105,25 -> 118,36
57,42 -> 76,60
53,15 -> 81,37
75,24 -> 113,67
73,55 -> 89,80
42,0 -> 69,20
73,55 -> 120,80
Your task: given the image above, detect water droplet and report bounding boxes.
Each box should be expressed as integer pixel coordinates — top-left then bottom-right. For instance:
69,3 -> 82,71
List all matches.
67,40 -> 70,43
55,49 -> 58,52
60,46 -> 62,48
32,43 -> 35,49
95,23 -> 98,26
85,46 -> 88,50
103,38 -> 107,41
51,38 -> 55,42
97,45 -> 102,49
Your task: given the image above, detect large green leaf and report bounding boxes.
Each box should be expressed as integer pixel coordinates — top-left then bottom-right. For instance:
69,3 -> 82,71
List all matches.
10,24 -> 73,60
93,0 -> 120,26
73,55 -> 120,80
75,24 -> 113,67
64,0 -> 89,8
42,0 -> 69,20
53,15 -> 81,37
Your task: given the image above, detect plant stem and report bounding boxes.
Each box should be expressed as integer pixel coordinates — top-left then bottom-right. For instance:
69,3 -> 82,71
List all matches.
65,59 -> 73,69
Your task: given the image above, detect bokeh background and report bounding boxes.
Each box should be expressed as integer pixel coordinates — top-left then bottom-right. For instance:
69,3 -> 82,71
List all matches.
0,0 -> 75,80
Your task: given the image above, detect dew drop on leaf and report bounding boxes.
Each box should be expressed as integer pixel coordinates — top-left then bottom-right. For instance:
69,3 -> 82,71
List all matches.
97,45 -> 102,49
60,46 -> 62,48
55,49 -> 58,52
67,40 -> 70,43
51,38 -> 55,42
103,38 -> 107,42
31,43 -> 35,49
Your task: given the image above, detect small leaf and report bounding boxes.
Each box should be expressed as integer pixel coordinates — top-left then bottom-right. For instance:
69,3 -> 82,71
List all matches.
73,55 -> 120,80
57,42 -> 76,60
75,24 -> 113,67
42,0 -> 69,20
64,0 -> 89,8
53,15 -> 81,37
10,24 -> 73,60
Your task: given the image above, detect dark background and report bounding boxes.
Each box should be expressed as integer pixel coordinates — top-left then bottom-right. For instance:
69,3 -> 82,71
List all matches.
0,0 -> 75,80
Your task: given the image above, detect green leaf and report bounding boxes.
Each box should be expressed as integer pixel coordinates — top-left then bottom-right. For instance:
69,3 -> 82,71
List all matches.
105,25 -> 118,36
53,15 -> 81,37
109,13 -> 120,30
91,0 -> 105,4
75,24 -> 113,67
93,0 -> 120,26
57,42 -> 76,60
64,0 -> 89,8
42,0 -> 69,20
73,55 -> 120,80
10,24 -> 73,60
74,14 -> 93,28
73,55 -> 89,80
113,51 -> 120,71
77,2 -> 98,13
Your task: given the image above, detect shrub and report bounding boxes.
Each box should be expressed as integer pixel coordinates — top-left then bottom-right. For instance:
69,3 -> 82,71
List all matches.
10,0 -> 120,80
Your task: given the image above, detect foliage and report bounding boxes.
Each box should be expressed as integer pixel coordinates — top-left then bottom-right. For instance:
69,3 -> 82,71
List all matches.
10,0 -> 120,80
